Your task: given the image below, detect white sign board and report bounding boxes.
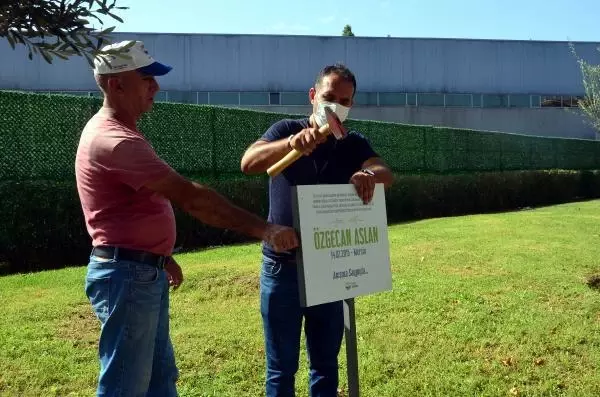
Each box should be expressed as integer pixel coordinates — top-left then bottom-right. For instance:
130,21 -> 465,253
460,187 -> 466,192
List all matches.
292,183 -> 392,307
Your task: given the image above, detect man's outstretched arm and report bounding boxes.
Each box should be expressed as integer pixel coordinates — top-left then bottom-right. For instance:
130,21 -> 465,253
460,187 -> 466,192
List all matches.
145,171 -> 299,252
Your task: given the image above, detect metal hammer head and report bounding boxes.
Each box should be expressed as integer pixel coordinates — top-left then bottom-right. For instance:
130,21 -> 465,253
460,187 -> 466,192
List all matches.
324,106 -> 348,140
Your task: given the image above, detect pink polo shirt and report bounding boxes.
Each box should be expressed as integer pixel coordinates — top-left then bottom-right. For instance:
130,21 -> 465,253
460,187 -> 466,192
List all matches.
75,108 -> 177,257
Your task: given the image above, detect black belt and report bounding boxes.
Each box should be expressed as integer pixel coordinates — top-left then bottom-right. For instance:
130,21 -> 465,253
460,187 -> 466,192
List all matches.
91,246 -> 168,269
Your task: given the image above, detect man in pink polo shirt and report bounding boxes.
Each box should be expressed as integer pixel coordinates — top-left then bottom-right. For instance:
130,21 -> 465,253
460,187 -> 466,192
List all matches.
75,40 -> 299,397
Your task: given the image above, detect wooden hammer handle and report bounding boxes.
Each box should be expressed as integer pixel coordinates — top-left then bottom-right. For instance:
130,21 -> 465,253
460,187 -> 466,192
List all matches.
266,123 -> 330,177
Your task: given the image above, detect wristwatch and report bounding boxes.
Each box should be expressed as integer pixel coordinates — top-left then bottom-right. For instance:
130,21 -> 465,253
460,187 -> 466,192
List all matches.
360,168 -> 375,176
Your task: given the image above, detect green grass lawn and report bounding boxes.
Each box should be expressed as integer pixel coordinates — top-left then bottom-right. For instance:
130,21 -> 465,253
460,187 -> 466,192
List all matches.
1,200 -> 600,396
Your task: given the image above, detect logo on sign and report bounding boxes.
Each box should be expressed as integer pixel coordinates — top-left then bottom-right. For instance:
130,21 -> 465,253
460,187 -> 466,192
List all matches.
345,281 -> 358,290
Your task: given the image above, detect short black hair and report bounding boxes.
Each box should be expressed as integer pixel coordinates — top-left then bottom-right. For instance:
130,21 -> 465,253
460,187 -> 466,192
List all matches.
315,63 -> 357,95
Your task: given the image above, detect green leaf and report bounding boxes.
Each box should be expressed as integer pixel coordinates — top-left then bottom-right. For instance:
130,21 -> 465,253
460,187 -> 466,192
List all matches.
69,31 -> 84,44
106,12 -> 123,23
40,49 -> 53,64
99,26 -> 115,35
37,42 -> 55,49
14,34 -> 26,45
6,34 -> 15,49
57,42 -> 73,52
52,51 -> 70,61
83,52 -> 96,67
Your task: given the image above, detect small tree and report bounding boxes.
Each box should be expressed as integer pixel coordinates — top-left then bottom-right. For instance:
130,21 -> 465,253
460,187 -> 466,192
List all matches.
0,0 -> 128,65
342,24 -> 354,37
571,44 -> 600,133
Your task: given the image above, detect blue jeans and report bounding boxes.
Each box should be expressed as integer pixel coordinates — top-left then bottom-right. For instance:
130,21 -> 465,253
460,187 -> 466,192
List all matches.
260,256 -> 344,397
85,254 -> 179,397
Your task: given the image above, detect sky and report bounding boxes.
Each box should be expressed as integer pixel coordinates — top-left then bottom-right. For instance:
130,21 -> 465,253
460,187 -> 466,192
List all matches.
93,0 -> 600,42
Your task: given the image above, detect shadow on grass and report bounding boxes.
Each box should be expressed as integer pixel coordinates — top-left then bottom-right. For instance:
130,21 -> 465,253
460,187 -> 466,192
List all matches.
586,274 -> 600,291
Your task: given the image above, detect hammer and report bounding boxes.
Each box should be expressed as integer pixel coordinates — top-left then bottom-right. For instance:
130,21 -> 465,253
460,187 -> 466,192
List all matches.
267,107 -> 348,177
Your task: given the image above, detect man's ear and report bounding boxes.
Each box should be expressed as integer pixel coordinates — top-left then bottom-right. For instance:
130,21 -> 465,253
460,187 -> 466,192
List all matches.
106,76 -> 123,94
309,87 -> 316,105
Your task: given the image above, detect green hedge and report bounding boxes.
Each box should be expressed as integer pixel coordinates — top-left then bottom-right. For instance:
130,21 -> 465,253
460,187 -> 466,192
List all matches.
2,170 -> 600,275
0,174 -> 268,274
2,90 -> 600,274
2,90 -> 600,182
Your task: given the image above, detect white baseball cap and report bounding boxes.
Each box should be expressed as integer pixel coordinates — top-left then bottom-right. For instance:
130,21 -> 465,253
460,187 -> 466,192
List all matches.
93,40 -> 172,76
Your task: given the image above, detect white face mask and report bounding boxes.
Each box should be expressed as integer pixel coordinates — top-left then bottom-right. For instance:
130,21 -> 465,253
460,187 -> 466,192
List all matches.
314,101 -> 350,127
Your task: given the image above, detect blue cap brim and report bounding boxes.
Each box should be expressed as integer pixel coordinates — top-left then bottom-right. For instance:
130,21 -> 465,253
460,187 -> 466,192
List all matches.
137,61 -> 172,76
